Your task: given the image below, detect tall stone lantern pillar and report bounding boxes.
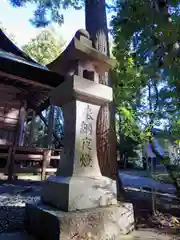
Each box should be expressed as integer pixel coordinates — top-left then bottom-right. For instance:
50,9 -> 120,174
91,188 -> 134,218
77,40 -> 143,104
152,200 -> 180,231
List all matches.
25,29 -> 134,240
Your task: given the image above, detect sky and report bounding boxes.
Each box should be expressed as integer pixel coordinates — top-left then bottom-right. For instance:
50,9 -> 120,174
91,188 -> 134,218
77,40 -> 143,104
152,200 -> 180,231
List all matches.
0,0 -> 113,47
0,0 -> 85,47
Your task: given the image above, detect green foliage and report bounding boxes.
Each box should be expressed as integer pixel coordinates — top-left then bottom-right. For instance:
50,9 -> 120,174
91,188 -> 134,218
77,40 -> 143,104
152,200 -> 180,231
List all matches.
22,29 -> 65,65
172,118 -> 180,141
117,107 -> 140,141
112,0 -> 180,141
25,106 -> 64,148
112,0 -> 180,95
111,0 -> 180,167
24,116 -> 46,147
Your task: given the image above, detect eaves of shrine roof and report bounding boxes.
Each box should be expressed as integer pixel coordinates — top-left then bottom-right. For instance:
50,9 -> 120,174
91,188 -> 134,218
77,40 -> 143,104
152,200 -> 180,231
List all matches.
0,29 -> 47,70
0,29 -> 65,111
0,29 -> 64,87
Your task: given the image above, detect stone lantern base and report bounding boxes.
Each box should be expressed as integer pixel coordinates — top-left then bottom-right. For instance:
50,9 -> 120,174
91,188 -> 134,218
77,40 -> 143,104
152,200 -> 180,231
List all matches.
25,201 -> 134,240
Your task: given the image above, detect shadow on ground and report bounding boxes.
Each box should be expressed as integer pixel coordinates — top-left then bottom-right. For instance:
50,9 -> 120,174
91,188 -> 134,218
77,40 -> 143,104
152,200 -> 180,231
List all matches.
0,179 -> 43,233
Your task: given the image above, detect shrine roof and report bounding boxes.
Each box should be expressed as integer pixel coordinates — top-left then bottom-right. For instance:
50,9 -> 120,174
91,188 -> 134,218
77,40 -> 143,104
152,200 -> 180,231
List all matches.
0,29 -> 48,70
0,29 -> 65,111
0,29 -> 65,89
0,49 -> 48,70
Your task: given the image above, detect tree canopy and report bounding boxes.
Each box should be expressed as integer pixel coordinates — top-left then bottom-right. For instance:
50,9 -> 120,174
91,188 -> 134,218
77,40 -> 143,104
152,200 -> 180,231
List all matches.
22,28 -> 65,65
111,0 -> 180,140
109,0 -> 180,165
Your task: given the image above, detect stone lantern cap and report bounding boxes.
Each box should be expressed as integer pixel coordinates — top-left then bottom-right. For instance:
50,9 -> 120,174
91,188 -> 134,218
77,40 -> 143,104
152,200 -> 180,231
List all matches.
47,29 -> 116,76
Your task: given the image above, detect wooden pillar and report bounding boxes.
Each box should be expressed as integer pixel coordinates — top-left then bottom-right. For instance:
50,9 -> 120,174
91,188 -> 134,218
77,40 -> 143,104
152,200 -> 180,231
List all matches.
29,110 -> 36,146
7,146 -> 13,181
47,105 -> 54,149
41,149 -> 51,180
8,100 -> 26,180
16,100 -> 27,146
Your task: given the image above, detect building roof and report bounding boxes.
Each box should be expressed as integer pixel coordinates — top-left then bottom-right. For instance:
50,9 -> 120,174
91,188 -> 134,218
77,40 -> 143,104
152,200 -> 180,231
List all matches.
0,29 -> 64,110
0,29 -> 48,70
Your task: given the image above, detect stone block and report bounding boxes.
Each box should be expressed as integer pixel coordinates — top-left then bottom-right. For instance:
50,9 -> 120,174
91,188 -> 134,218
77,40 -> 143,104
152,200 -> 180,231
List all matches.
41,176 -> 117,211
25,202 -> 134,240
50,74 -> 113,107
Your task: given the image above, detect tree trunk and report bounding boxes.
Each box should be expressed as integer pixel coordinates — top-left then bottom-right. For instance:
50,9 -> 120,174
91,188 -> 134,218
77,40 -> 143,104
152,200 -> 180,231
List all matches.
85,0 -> 117,181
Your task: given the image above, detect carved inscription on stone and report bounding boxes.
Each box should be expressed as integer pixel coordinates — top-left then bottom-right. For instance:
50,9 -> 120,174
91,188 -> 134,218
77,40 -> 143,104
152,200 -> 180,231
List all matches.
79,105 -> 94,167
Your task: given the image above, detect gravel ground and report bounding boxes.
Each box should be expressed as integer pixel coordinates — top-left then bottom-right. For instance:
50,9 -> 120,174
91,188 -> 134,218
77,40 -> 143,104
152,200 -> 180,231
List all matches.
0,180 -> 42,233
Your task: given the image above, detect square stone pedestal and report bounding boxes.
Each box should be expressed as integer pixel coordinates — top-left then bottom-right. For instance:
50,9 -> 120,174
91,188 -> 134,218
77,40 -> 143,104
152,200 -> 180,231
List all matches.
25,202 -> 134,240
41,176 -> 118,211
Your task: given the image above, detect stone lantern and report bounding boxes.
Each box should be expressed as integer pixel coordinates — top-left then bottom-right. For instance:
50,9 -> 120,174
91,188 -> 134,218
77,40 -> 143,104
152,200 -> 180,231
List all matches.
25,29 -> 134,240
